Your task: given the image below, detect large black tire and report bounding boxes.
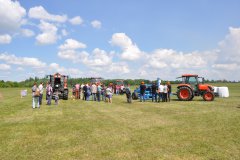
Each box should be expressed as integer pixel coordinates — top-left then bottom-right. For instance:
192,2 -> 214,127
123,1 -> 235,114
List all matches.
132,92 -> 138,100
63,89 -> 68,100
177,86 -> 193,101
203,91 -> 215,101
189,94 -> 194,101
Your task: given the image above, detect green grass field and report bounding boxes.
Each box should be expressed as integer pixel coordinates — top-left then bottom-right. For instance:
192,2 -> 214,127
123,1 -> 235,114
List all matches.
0,83 -> 240,160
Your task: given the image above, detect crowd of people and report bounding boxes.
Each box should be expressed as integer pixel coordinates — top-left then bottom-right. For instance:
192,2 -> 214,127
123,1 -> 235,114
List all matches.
139,81 -> 172,102
31,81 -> 171,109
73,83 -> 113,103
31,82 -> 58,109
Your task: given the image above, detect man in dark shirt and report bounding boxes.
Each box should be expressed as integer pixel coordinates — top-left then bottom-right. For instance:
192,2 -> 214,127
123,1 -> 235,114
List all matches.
83,84 -> 88,101
140,82 -> 146,102
167,81 -> 172,102
151,82 -> 157,102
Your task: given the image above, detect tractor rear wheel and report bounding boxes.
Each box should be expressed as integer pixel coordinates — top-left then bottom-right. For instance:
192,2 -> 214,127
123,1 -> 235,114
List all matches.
177,87 -> 193,101
203,91 -> 214,101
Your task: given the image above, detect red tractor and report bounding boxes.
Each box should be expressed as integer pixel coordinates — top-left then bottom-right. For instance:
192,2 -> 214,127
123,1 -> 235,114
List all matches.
176,74 -> 215,101
46,73 -> 69,100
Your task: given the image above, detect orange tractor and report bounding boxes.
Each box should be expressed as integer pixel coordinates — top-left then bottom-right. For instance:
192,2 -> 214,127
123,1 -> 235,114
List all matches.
46,73 -> 69,100
176,74 -> 215,101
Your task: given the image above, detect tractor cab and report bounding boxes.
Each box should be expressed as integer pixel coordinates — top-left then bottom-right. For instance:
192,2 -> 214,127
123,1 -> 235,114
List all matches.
178,74 -> 205,94
54,77 -> 62,90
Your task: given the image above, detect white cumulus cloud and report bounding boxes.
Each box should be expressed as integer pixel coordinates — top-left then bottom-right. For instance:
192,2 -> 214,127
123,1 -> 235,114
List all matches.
69,16 -> 83,25
212,63 -> 239,70
0,63 -> 11,70
36,20 -> 58,45
21,29 -> 35,37
28,6 -> 67,23
91,20 -> 101,29
59,39 -> 86,50
0,34 -> 12,44
49,63 -> 82,77
58,50 -> 80,63
147,49 -> 216,69
107,62 -> 130,74
110,33 -> 144,60
0,53 -> 46,68
61,29 -> 68,36
0,0 -> 26,33
82,48 -> 112,66
217,27 -> 240,63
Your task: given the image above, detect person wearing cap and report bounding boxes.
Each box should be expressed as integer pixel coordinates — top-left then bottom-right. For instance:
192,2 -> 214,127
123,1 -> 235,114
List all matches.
140,81 -> 146,102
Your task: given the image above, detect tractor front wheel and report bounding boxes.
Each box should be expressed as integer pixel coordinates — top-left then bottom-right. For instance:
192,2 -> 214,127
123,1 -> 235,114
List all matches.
203,91 -> 214,101
63,89 -> 68,100
177,87 -> 193,101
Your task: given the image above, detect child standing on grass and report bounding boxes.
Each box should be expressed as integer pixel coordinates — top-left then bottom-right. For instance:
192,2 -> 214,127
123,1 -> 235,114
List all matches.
54,91 -> 59,105
46,83 -> 53,105
106,86 -> 113,103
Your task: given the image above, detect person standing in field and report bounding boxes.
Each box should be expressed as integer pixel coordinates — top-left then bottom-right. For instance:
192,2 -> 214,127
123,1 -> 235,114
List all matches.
151,82 -> 157,102
140,81 -> 146,102
125,84 -> 132,103
167,81 -> 172,102
46,82 -> 53,105
101,84 -> 107,102
116,85 -> 120,95
158,83 -> 164,102
162,83 -> 168,102
106,85 -> 113,103
96,83 -> 102,102
83,83 -> 88,101
91,83 -> 97,101
81,83 -> 84,100
75,84 -> 80,99
54,91 -> 59,105
86,83 -> 91,101
38,82 -> 44,105
32,82 -> 40,109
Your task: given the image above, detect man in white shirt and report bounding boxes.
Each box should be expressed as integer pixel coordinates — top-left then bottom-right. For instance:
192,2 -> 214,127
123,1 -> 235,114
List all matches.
158,83 -> 164,102
163,83 -> 168,102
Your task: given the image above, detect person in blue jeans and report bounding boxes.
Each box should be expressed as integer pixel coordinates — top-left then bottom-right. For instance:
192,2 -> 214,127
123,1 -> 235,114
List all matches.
140,82 -> 146,102
151,82 -> 157,102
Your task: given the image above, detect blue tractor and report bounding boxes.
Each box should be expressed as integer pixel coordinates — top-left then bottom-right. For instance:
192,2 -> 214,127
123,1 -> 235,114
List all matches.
132,84 -> 153,100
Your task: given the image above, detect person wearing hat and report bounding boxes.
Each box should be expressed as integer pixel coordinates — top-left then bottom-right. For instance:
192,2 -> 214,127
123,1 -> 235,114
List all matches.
140,81 -> 146,102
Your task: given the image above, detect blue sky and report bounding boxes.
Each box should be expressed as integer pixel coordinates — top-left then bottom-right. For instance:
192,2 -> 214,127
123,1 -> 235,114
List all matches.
0,0 -> 240,81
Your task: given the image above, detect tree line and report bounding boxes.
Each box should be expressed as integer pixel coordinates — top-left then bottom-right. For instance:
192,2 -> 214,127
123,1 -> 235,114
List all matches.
0,77 -> 239,88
